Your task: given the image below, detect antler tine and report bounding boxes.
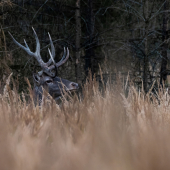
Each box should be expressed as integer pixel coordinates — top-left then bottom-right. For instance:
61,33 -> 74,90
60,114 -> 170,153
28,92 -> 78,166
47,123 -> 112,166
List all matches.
59,47 -> 66,63
46,32 -> 55,66
48,48 -> 56,65
55,47 -> 66,65
24,39 -> 29,49
48,32 -> 55,58
32,27 -> 41,57
56,47 -> 69,67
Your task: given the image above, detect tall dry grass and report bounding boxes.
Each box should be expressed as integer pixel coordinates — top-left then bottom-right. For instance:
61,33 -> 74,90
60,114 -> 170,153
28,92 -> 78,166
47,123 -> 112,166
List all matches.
0,74 -> 170,170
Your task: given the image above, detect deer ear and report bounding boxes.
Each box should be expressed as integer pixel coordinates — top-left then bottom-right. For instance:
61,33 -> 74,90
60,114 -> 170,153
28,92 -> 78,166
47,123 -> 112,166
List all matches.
33,73 -> 41,86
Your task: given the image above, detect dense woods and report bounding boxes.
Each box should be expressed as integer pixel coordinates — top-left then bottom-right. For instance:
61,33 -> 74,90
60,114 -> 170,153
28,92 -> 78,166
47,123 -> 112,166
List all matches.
0,0 -> 170,92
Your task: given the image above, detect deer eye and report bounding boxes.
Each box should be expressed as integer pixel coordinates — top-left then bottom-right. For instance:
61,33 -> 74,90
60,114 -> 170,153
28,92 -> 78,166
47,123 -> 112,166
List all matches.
46,80 -> 53,84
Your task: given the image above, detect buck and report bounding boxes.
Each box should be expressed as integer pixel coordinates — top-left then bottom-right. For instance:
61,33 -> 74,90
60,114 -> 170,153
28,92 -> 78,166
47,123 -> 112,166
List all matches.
9,28 -> 79,103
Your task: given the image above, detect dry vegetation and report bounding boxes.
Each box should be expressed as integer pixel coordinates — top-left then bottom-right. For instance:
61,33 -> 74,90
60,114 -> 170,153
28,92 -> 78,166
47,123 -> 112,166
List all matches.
0,74 -> 170,170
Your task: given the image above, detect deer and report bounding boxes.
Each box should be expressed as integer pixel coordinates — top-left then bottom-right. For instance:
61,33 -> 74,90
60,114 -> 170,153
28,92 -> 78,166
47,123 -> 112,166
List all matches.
8,28 -> 79,104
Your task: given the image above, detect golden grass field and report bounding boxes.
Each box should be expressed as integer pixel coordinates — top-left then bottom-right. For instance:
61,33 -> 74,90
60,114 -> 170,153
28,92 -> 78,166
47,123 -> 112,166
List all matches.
0,74 -> 170,170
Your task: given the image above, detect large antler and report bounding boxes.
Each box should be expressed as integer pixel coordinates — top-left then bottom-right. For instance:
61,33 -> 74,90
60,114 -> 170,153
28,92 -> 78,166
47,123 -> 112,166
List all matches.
8,28 -> 70,77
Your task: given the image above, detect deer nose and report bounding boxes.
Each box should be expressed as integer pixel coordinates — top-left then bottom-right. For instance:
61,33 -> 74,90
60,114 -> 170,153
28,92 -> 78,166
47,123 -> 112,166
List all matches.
70,82 -> 79,90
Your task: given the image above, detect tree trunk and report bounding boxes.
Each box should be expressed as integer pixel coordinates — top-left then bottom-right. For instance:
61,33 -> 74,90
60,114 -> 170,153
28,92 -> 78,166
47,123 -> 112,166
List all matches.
85,0 -> 95,77
160,0 -> 169,86
144,22 -> 149,93
75,0 -> 82,84
143,1 -> 149,93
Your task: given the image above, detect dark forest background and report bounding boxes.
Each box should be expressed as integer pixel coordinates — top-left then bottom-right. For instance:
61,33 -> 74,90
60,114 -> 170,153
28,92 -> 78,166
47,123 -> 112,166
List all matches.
0,0 -> 170,93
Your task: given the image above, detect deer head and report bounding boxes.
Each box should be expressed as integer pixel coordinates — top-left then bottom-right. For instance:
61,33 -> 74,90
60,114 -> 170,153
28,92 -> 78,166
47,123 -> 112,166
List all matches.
9,28 -> 79,102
